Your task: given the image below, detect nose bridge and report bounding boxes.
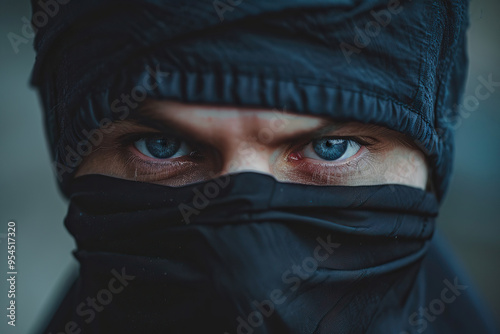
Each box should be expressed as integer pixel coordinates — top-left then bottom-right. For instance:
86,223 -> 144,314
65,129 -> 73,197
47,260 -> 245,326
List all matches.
220,135 -> 273,175
202,111 -> 274,176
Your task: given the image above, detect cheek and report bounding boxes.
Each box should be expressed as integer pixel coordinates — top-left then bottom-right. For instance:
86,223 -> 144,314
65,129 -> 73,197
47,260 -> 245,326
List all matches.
74,152 -> 120,178
382,147 -> 428,190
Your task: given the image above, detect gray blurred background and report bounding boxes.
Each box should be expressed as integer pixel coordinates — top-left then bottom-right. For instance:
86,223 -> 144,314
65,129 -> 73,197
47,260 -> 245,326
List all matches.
0,0 -> 499,333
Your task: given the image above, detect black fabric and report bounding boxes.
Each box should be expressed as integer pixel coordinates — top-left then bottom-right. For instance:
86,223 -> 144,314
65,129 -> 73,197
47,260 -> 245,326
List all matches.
29,0 -> 470,200
42,172 -> 497,334
30,1 -> 498,333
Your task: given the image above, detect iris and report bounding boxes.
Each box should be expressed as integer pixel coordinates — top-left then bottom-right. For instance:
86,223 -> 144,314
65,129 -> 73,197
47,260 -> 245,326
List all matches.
135,136 -> 181,159
312,138 -> 349,161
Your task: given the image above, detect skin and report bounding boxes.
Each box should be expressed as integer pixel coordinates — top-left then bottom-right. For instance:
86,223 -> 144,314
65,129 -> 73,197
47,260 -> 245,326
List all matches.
75,100 -> 430,190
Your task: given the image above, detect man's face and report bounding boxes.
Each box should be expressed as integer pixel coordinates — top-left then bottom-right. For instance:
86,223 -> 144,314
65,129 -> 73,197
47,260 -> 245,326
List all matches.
75,100 -> 429,189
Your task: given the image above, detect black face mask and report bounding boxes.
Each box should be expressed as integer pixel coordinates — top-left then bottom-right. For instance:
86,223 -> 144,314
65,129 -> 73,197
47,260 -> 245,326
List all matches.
43,171 -> 441,334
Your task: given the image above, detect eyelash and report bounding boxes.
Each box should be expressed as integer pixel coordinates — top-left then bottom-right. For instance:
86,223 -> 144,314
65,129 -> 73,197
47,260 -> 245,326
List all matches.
120,132 -> 203,157
113,133 -> 200,179
287,146 -> 377,181
116,132 -> 379,179
285,137 -> 378,181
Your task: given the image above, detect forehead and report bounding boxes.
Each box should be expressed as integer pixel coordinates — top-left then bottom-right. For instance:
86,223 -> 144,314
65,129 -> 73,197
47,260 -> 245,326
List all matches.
138,99 -> 326,132
136,99 -> 397,133
117,99 -> 420,151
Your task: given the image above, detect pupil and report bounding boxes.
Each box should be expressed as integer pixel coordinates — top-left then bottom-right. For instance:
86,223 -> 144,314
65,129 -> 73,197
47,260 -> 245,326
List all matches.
145,136 -> 180,159
312,138 -> 348,160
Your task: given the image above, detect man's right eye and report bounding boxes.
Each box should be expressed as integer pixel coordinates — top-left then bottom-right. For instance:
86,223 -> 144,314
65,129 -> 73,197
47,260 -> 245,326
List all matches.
133,135 -> 192,159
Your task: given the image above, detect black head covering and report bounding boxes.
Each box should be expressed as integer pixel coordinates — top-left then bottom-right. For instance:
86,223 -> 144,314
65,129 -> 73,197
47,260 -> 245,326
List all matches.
30,1 -> 499,334
31,0 -> 469,200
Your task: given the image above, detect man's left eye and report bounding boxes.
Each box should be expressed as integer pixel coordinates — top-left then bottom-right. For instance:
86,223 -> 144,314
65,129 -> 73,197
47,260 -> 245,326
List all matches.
133,135 -> 192,159
301,137 -> 362,161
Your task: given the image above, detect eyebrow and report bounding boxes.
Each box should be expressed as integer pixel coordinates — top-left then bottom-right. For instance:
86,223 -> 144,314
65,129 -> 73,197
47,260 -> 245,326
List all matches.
118,102 -> 417,150
122,107 -> 356,144
125,111 -> 186,135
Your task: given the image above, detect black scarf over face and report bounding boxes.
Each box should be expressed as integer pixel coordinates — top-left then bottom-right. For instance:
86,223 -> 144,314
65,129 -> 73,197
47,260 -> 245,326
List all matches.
43,172 -> 431,333
30,0 -> 497,333
43,173 -> 496,334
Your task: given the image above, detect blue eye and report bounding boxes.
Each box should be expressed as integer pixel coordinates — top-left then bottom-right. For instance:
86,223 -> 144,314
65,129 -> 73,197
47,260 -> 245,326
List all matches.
303,137 -> 361,161
134,135 -> 190,159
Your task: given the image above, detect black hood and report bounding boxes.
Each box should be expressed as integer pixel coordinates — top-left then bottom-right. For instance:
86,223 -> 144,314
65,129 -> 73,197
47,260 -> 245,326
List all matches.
30,0 -> 469,201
